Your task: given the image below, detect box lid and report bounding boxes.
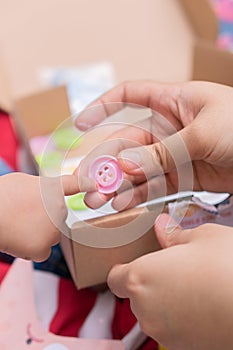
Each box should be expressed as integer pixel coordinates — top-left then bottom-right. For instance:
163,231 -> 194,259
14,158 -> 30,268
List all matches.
178,0 -> 218,41
14,85 -> 71,138
193,39 -> 233,86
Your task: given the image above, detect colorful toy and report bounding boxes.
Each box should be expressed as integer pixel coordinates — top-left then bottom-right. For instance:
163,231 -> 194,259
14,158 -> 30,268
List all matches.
52,127 -> 83,150
210,0 -> 233,50
67,193 -> 87,211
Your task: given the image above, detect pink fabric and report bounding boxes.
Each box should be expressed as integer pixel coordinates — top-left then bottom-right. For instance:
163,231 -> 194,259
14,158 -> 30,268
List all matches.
0,260 -> 158,349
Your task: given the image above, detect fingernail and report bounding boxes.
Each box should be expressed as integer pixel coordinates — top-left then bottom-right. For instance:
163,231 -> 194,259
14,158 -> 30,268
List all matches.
76,121 -> 92,130
155,214 -> 180,234
119,150 -> 142,170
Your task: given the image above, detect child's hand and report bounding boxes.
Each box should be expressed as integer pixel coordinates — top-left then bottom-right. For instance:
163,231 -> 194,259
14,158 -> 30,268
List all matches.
0,172 -> 95,262
75,81 -> 233,211
108,215 -> 233,350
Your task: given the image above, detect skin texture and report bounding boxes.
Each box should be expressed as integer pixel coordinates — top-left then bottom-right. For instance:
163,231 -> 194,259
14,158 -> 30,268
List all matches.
75,81 -> 233,211
0,173 -> 95,262
75,81 -> 233,349
108,214 -> 233,350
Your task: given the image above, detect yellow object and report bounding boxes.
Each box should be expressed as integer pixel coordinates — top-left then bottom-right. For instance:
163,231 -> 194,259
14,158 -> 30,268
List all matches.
53,127 -> 82,150
67,193 -> 87,211
159,346 -> 167,350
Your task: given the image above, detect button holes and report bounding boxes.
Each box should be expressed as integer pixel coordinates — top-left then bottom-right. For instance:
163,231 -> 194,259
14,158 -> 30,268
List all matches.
98,171 -> 103,176
104,166 -> 109,172
103,176 -> 108,182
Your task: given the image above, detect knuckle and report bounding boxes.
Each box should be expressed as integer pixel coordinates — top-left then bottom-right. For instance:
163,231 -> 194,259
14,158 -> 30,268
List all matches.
122,80 -> 132,87
125,264 -> 144,296
26,232 -> 58,262
151,143 -> 171,174
33,248 -> 51,263
138,319 -> 151,336
137,184 -> 148,204
165,232 -> 177,247
121,81 -> 133,101
185,123 -> 206,159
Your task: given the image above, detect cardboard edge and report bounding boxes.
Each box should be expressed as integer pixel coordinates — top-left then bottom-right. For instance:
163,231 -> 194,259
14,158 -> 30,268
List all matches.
60,232 -> 78,286
11,112 -> 39,174
192,40 -> 233,86
178,0 -> 218,41
14,85 -> 71,138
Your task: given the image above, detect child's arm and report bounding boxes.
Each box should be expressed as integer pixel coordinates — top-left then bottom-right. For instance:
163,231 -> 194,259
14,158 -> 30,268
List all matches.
0,172 -> 95,261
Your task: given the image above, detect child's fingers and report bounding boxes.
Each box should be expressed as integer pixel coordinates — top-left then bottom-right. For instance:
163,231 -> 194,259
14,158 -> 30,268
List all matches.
61,175 -> 96,196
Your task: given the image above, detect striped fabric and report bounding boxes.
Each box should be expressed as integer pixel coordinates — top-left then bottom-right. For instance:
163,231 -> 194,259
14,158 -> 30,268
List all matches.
0,260 -> 159,349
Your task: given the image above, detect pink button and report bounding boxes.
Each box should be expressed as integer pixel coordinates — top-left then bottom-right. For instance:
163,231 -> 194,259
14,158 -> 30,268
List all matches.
89,156 -> 124,194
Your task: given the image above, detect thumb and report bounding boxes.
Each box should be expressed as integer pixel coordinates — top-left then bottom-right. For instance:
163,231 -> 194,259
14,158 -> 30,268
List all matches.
118,127 -> 193,178
154,213 -> 192,248
61,175 -> 96,196
107,263 -> 131,298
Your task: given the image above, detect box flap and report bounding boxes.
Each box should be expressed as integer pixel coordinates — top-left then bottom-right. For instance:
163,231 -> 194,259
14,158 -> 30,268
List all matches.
178,0 -> 218,41
14,85 -> 71,138
193,40 -> 233,86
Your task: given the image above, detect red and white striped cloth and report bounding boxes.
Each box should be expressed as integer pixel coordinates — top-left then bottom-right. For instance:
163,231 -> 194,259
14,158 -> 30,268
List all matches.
0,260 -> 159,349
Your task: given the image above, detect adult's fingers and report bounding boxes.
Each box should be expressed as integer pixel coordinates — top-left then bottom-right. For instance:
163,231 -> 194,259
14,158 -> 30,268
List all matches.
107,263 -> 133,298
118,125 -> 195,179
75,81 -> 183,131
61,175 -> 96,196
155,213 -> 192,249
111,174 -> 176,211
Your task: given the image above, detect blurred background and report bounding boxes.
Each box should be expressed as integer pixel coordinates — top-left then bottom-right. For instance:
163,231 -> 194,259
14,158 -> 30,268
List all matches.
0,0 -> 195,99
0,0 -> 232,117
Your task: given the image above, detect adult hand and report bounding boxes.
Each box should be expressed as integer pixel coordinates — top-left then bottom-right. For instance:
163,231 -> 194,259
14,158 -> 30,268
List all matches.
75,81 -> 233,211
108,214 -> 233,350
0,173 -> 95,261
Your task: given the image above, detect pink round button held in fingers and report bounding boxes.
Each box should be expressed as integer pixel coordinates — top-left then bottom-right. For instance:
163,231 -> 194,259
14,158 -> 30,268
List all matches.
89,155 -> 124,194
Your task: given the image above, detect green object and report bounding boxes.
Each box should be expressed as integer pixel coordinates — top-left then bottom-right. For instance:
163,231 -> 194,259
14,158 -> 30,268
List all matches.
67,193 -> 87,211
53,127 -> 83,150
35,151 -> 63,169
